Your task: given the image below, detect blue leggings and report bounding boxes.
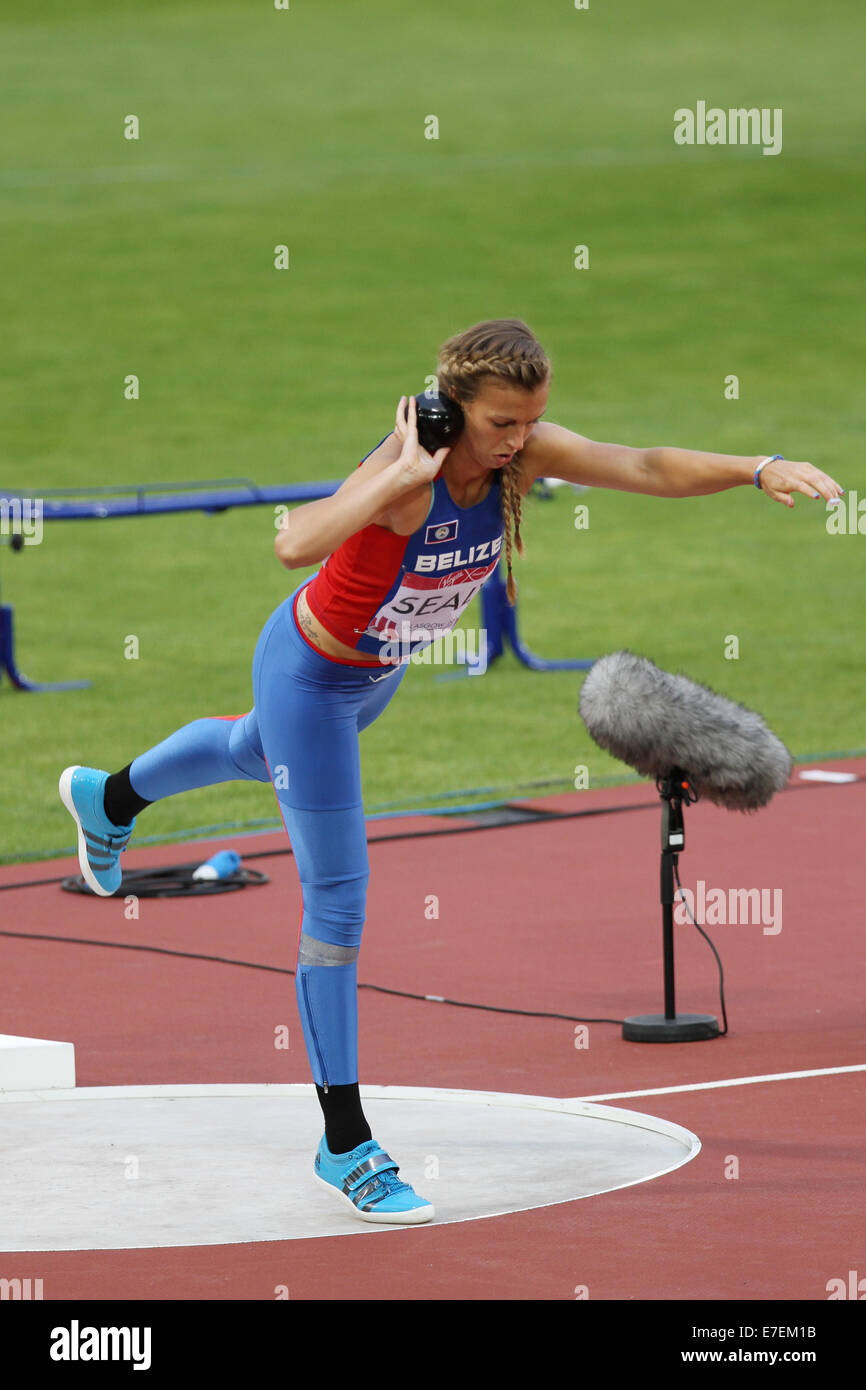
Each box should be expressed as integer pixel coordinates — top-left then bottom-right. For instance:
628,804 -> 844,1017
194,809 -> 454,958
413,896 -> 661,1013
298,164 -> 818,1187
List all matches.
127,580 -> 407,1087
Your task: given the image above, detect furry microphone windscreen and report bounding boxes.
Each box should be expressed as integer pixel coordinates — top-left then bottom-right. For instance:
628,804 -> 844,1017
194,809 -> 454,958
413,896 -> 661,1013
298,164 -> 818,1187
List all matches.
578,650 -> 793,812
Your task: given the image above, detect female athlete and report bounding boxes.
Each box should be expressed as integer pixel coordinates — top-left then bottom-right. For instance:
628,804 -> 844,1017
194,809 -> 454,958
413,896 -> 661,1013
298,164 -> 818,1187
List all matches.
59,318 -> 843,1225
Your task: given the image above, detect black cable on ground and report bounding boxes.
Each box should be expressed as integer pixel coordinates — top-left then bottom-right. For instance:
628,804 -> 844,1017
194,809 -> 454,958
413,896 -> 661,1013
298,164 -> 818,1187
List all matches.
59,864 -> 269,898
1,774 -> 853,1028
0,929 -> 624,1027
672,859 -> 729,1036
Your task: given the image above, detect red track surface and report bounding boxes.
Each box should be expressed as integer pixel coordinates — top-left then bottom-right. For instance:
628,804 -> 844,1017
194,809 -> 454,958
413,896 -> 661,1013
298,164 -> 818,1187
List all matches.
1,760 -> 863,1300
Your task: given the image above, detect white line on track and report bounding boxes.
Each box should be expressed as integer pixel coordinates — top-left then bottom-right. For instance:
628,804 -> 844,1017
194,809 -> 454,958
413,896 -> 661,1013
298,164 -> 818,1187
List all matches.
572,1062 -> 866,1102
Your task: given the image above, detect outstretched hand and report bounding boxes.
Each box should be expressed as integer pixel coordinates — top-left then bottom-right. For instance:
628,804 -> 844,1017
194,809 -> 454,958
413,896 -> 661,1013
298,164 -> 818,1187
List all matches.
759,457 -> 844,509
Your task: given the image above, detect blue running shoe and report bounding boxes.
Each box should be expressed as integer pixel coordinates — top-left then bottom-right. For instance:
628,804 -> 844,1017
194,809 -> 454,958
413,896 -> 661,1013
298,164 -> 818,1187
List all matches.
59,765 -> 135,897
314,1135 -> 434,1225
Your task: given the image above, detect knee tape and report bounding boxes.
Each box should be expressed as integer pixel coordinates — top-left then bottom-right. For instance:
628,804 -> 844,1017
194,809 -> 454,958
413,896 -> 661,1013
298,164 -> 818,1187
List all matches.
298,931 -> 359,967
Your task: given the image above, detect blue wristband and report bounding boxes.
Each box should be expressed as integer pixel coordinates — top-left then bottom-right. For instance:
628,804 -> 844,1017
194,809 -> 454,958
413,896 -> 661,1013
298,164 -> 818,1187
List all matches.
755,455 -> 783,489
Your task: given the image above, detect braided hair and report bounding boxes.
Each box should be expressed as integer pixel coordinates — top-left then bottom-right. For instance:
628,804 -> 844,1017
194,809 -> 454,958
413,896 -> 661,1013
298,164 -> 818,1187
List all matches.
435,318 -> 551,604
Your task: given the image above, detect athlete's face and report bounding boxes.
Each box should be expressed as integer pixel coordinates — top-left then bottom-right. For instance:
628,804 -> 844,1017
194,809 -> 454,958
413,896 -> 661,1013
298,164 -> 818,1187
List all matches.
457,380 -> 550,469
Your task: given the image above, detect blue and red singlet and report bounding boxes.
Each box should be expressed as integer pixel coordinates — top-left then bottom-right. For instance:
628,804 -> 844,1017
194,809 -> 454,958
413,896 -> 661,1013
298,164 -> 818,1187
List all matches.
303,436 -> 505,664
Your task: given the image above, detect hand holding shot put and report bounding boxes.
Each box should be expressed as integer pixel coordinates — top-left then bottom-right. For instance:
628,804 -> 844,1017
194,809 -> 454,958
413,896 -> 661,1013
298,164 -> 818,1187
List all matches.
393,393 -> 452,487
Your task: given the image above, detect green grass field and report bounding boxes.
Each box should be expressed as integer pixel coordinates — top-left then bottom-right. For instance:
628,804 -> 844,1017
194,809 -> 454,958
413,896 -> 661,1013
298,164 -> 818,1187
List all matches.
1,0 -> 864,863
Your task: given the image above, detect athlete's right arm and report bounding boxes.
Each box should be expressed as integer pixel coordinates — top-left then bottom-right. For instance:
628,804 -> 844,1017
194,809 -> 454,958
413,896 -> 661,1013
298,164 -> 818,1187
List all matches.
274,396 -> 449,569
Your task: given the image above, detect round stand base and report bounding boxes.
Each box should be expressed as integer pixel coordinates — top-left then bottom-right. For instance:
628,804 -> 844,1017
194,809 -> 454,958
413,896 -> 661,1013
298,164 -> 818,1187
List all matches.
622,1013 -> 720,1043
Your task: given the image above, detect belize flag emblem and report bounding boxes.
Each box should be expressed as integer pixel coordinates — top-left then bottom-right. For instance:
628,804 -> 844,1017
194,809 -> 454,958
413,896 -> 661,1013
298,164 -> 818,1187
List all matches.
426,519 -> 459,544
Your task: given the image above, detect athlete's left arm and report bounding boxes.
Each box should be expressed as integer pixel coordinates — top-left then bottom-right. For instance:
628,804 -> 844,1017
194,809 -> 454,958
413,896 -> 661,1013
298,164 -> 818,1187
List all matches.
530,422 -> 843,505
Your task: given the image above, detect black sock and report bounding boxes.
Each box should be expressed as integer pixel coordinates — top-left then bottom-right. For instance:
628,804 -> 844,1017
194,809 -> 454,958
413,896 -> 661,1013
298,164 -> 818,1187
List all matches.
103,763 -> 152,826
315,1083 -> 372,1155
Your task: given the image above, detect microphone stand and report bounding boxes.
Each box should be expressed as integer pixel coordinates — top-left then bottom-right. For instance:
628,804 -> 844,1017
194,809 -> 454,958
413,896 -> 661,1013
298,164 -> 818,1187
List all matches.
622,767 -> 720,1043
